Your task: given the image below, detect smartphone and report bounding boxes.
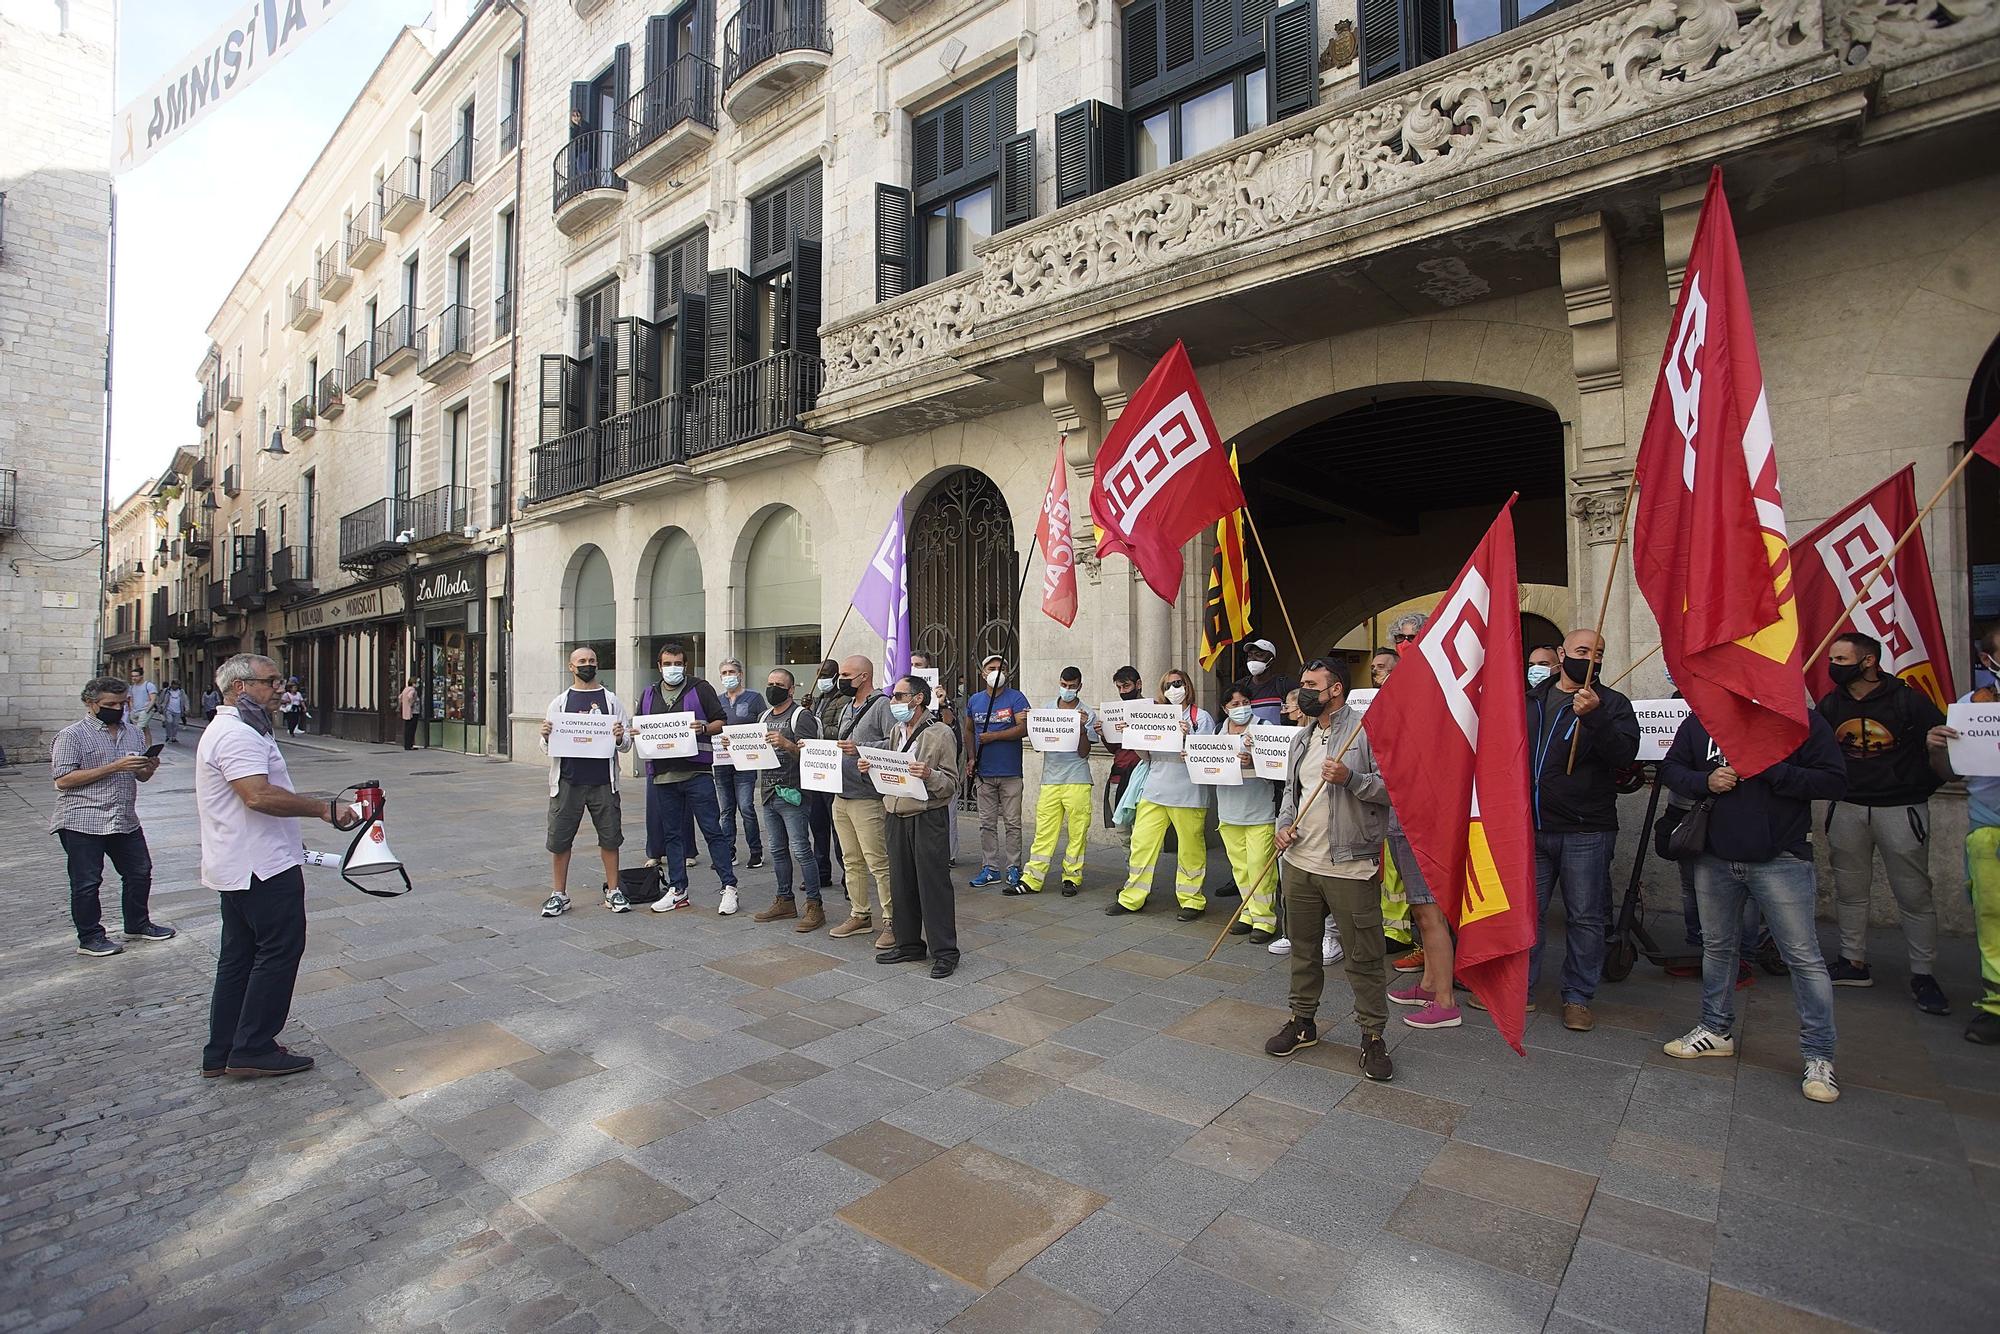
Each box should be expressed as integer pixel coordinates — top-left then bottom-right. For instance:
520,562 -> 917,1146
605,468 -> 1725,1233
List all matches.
143,743 -> 166,758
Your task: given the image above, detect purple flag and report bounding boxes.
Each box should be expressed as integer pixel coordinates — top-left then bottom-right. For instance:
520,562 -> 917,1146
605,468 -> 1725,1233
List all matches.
850,499 -> 910,686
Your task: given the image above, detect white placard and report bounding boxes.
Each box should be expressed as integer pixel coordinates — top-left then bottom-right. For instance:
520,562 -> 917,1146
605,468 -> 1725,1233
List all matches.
912,667 -> 940,699
1632,699 -> 1692,762
800,740 -> 843,793
1028,709 -> 1083,753
1946,702 -> 2000,777
1248,724 -> 1298,779
724,723 -> 778,771
1345,688 -> 1377,715
632,712 -> 698,760
1185,733 -> 1245,786
548,713 -> 616,758
1098,701 -> 1127,744
1122,703 -> 1184,753
859,745 -> 924,798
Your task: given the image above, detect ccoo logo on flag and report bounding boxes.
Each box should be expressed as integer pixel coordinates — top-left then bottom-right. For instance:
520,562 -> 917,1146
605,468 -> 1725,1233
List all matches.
1099,392 -> 1215,532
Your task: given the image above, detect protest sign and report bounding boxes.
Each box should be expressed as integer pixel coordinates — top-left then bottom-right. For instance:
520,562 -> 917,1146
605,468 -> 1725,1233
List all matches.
724,723 -> 778,771
632,712 -> 697,760
548,713 -> 615,758
858,745 -> 923,798
801,740 -> 843,793
1028,709 -> 1083,753
1098,701 -> 1126,744
1946,702 -> 2000,777
1185,733 -> 1244,785
1122,703 -> 1184,753
1248,724 -> 1297,779
1632,699 -> 1692,762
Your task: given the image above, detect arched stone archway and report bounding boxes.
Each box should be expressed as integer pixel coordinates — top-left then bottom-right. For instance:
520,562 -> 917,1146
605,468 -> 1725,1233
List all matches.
907,467 -> 1018,701
733,505 -> 822,681
561,544 -> 619,698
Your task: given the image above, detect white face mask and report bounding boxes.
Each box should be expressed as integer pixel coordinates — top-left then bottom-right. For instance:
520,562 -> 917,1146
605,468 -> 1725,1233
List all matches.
720,674 -> 741,690
815,676 -> 833,695
1165,684 -> 1187,706
1245,659 -> 1269,677
985,669 -> 1004,689
1058,686 -> 1079,703
1526,664 -> 1553,688
662,665 -> 685,686
1227,704 -> 1254,725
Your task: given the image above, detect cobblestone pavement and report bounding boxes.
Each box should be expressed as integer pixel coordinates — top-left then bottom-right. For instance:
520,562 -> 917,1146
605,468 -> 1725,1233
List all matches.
3,725 -> 1996,1333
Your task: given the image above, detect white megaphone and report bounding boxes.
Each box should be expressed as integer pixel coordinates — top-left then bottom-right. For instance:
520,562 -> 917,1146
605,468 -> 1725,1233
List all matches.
302,779 -> 411,897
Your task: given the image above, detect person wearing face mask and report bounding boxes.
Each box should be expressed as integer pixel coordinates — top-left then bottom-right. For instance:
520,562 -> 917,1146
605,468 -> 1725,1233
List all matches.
1368,648 -> 1398,689
631,642 -> 734,916
1522,629 -> 1641,1032
1110,668 -> 1215,920
711,657 -> 769,871
1232,639 -> 1298,724
830,655 -> 899,947
1526,643 -> 1562,689
809,657 -> 845,886
910,650 -> 961,866
1016,666 -> 1100,898
861,676 -> 962,978
1819,631 -> 1950,1012
51,676 -> 170,958
964,654 -> 1032,888
1926,624 -> 2000,1045
1103,665 -> 1148,827
750,668 -> 827,932
1216,685 -> 1281,941
538,646 -> 634,918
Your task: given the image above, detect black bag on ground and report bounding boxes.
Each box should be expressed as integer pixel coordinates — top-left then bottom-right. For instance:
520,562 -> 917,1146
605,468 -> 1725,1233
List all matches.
618,866 -> 667,904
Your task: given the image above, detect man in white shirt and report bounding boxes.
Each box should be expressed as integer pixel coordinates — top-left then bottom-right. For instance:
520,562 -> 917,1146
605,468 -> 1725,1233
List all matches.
197,654 -> 358,1079
126,668 -> 159,745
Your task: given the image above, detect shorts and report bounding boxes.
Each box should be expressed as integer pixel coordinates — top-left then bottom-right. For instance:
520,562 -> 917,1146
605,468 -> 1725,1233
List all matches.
130,708 -> 153,729
1387,832 -> 1435,907
548,779 -> 623,853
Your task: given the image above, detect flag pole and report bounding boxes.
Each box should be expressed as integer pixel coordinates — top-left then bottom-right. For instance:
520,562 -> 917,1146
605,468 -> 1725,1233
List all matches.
1242,508 -> 1305,665
824,605 -> 854,660
1604,644 -> 1661,691
1203,718 -> 1367,962
1801,446 -> 1986,672
1567,470 -> 1642,773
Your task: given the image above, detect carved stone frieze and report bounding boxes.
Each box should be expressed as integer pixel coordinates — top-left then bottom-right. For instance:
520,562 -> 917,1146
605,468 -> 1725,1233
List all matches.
1828,0 -> 1999,64
1572,487 -> 1631,545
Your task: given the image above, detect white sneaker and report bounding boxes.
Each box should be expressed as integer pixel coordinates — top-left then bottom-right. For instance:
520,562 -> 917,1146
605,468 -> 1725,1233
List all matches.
651,887 -> 690,913
1321,924 -> 1343,966
1267,936 -> 1292,956
1663,1025 -> 1735,1059
539,892 -> 570,918
1802,1058 -> 1840,1103
719,886 -> 740,916
603,884 -> 632,913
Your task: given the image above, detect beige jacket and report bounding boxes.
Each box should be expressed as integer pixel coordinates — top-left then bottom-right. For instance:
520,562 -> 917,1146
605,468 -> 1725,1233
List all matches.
881,715 -> 960,816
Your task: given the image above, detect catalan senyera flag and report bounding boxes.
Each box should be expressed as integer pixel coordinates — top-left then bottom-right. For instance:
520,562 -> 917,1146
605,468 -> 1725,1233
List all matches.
1033,443 -> 1079,628
1633,167 -> 1809,778
1199,448 -> 1251,670
1363,497 -> 1537,1055
1793,467 -> 1954,710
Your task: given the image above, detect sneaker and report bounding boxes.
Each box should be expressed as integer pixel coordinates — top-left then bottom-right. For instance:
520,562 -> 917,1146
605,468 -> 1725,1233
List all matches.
540,892 -> 571,918
1248,928 -> 1276,945
1267,936 -> 1292,956
1360,1033 -> 1394,1082
718,886 -> 740,916
1006,865 -> 1023,887
1001,883 -> 1034,897
1177,906 -> 1204,922
747,852 -> 766,870
1404,1002 -> 1462,1030
76,933 -> 123,957
1392,949 -> 1426,974
1663,1025 -> 1736,1059
123,922 -> 176,942
969,866 -> 1000,887
1228,921 -> 1252,936
795,902 -> 826,933
651,887 -> 690,913
687,851 -> 700,865
1263,1016 -> 1318,1057
828,914 -> 873,939
1829,957 -> 1873,987
1321,925 -> 1343,966
225,1047 -> 315,1078
603,884 -> 632,913
872,929 -> 898,950
1965,1012 -> 2000,1046
1911,974 -> 1951,1015
1802,1058 -> 1840,1103
1388,979 -> 1436,1008
1061,881 -> 1081,897
754,898 -> 800,923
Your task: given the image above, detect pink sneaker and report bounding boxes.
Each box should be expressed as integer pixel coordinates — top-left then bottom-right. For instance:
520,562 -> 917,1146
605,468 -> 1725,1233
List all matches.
1388,978 -> 1436,1008
1404,1001 -> 1463,1030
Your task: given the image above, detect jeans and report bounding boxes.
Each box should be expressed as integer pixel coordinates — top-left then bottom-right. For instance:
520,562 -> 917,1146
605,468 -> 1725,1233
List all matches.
163,711 -> 182,743
1693,853 -> 1837,1061
714,768 -> 763,859
807,790 -> 838,885
759,792 -> 820,902
646,775 -> 736,890
1679,857 -> 1764,953
204,866 -> 308,1067
1529,829 -> 1615,1005
57,828 -> 153,940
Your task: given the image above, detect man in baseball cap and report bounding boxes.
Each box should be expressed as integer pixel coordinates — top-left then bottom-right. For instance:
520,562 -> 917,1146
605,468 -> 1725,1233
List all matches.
1232,640 -> 1297,724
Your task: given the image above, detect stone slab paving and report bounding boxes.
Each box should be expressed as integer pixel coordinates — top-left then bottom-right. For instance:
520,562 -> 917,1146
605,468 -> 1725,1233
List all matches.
3,724 -> 1998,1332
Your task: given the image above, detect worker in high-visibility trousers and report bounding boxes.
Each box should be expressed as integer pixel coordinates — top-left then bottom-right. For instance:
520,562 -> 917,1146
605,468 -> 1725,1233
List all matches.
1110,668 -> 1214,921
1014,666 -> 1100,898
1216,684 -> 1281,943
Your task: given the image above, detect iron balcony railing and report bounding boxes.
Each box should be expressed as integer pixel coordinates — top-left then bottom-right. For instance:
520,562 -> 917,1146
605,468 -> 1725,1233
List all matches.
722,0 -> 831,91
206,580 -> 225,614
405,484 -> 472,542
271,544 -> 315,591
494,290 -> 514,338
552,129 -> 625,213
500,111 -> 518,153
375,304 -> 425,366
314,249 -> 339,296
345,339 -> 376,388
429,135 -> 475,208
0,467 -> 13,531
291,395 -> 316,439
170,609 -> 211,640
425,304 -> 474,366
195,392 -> 213,428
222,464 -> 240,497
218,369 -> 239,410
149,589 -> 172,645
190,458 -> 212,491
339,497 -> 404,566
286,279 -> 318,325
619,55 -> 720,163
344,201 -> 384,262
317,366 -> 345,417
384,156 -> 423,211
228,532 -> 267,607
690,350 -> 822,457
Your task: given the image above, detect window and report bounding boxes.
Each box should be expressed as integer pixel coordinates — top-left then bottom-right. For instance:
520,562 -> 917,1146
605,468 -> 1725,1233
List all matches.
881,70 -> 1032,296
393,411 -> 413,504
650,228 -> 707,395
573,278 -> 621,424
575,278 -> 619,356
494,207 -> 516,335
448,403 -> 470,495
261,310 -> 270,352
1360,0 -> 1553,86
302,469 -> 316,570
492,378 -> 512,523
742,165 -> 821,359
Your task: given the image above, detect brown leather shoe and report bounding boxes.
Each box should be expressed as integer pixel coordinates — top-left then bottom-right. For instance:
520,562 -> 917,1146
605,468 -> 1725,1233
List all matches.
1563,1003 -> 1595,1032
872,929 -> 898,950
753,898 -> 799,924
1360,1033 -> 1394,1082
827,914 -> 871,939
794,901 -> 826,933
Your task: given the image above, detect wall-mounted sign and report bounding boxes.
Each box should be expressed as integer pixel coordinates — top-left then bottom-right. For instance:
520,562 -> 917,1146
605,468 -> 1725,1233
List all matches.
283,580 -> 405,636
413,557 -> 485,609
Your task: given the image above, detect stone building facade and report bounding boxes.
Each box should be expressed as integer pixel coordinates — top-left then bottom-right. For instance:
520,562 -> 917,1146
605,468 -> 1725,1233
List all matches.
0,0 -> 113,760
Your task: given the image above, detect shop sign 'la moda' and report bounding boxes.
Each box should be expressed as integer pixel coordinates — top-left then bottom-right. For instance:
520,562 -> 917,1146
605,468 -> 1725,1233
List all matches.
414,563 -> 479,607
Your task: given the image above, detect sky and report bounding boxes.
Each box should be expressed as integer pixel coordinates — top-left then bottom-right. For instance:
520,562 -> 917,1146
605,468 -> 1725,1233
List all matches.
108,0 -> 443,504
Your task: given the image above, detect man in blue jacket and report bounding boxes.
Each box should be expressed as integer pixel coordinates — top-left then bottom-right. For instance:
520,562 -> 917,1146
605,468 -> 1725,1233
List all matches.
1659,707 -> 1847,1103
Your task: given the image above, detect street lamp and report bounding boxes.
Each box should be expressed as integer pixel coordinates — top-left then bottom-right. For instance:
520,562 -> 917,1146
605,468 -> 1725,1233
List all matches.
265,428 -> 288,456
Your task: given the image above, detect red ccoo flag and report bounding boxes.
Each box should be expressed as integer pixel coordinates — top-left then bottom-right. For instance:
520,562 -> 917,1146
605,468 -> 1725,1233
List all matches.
1034,444 -> 1079,627
1793,467 -> 1954,710
1090,342 -> 1246,602
1363,498 -> 1538,1054
1633,168 -> 1809,778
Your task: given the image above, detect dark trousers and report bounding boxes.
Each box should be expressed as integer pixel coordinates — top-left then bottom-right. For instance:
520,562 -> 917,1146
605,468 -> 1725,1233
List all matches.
402,716 -> 420,750
887,806 -> 957,965
58,828 -> 153,940
205,866 -> 308,1067
646,775 -> 736,890
808,790 -> 839,884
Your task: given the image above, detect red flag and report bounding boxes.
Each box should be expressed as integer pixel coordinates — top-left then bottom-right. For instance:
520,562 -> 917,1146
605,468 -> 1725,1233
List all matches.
1976,415 -> 2000,468
1090,342 -> 1246,602
1793,467 -> 1955,710
1034,444 -> 1079,627
1364,498 -> 1538,1054
1633,167 -> 1809,778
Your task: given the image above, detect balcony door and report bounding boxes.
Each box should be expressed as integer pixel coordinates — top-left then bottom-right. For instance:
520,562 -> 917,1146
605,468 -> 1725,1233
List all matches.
302,470 -> 316,576
402,255 -> 420,314
448,404 -> 470,501
393,411 -> 413,510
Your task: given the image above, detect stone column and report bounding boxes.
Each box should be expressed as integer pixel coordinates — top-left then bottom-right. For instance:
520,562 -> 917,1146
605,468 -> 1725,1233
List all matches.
1087,342 -> 1174,678
1039,355 -> 1120,686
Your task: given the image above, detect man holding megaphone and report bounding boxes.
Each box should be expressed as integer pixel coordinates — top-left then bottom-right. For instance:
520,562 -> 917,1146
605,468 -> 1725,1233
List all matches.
196,654 -> 363,1080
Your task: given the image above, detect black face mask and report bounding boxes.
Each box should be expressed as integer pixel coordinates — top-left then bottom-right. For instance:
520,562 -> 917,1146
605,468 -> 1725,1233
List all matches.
575,665 -> 599,683
1828,661 -> 1865,688
1561,655 -> 1595,685
837,678 -> 859,698
1117,685 -> 1142,700
95,706 -> 125,728
1294,687 -> 1324,717
765,685 -> 790,708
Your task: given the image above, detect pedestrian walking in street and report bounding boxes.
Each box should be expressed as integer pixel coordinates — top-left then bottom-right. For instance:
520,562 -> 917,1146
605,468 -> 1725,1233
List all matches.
751,668 -> 827,932
198,654 -> 360,1078
536,646 -> 631,918
1926,625 -> 2000,1045
864,676 -> 962,978
964,654 -> 1031,889
1819,631 -> 1952,1013
162,681 -> 188,744
1110,667 -> 1214,920
126,668 -> 158,746
829,655 -> 898,948
713,658 -> 768,870
202,686 -> 222,721
279,682 -> 307,737
51,676 -> 172,957
1016,665 -> 1098,897
636,642 -> 736,915
399,677 -> 421,750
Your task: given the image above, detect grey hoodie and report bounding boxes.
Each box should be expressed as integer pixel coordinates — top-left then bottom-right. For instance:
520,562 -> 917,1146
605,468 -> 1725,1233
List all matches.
1276,705 -> 1390,864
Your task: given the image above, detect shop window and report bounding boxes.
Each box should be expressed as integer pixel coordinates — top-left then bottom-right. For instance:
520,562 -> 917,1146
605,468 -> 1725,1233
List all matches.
742,507 -> 820,682
568,545 -> 619,698
645,527 -> 705,676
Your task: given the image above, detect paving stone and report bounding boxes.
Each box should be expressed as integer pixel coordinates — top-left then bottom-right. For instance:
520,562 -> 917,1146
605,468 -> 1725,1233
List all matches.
1044,1015 -> 1154,1058
434,1104 -> 554,1163
672,1072 -> 768,1118
717,1150 -> 880,1242
792,1024 -> 901,1068
734,1052 -> 829,1092
884,1087 -> 1019,1148
1723,1114 -> 1987,1239
592,1101 -> 702,1150
821,1121 -> 945,1182
350,1022 -> 544,1100
1234,1153 -> 1407,1254
1553,1237 -> 1708,1333
703,944 -> 844,990
769,1065 -> 929,1134
955,1000 -> 1075,1047
973,1088 -> 1195,1195
629,1099 -> 834,1201
941,1274 -> 1104,1333
1335,1080 -> 1468,1137
595,939 -> 659,959
1580,1190 -> 1716,1271
1703,1282 -> 1866,1333
738,1012 -> 841,1051
1097,1258 -> 1339,1334
1387,1183 -> 1579,1286
1071,1034 -> 1275,1127
859,1025 -> 1021,1090
1002,1041 -> 1104,1082
1104,1157 -> 1246,1240
792,997 -> 882,1029
1288,1106 -> 1447,1187
1021,1209 -> 1179,1313
1170,1122 -> 1292,1182
597,1202 -> 779,1312
1181,1211 -> 1357,1312
519,1161 -> 694,1254
1328,1232 -> 1558,1334
1008,986 -> 1114,1024
1422,1138 -> 1599,1225
506,1050 -> 606,1092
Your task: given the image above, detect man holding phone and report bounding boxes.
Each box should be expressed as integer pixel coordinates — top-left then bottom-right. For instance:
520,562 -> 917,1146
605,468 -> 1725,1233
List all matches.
51,676 -> 172,957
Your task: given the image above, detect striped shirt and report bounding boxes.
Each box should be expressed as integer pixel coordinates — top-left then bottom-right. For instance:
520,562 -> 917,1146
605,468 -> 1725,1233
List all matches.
49,717 -> 147,835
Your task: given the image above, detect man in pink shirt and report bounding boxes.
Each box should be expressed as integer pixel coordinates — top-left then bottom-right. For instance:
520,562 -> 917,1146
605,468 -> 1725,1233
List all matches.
399,678 -> 420,750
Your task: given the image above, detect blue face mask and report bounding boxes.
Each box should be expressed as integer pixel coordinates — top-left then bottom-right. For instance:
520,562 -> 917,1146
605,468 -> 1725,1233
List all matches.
889,700 -> 915,724
1058,687 -> 1079,703
662,665 -> 685,686
1227,704 -> 1254,725
1526,664 -> 1553,688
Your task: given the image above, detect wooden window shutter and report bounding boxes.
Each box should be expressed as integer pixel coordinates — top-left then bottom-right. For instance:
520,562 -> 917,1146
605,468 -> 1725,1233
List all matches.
1360,0 -> 1407,86
644,15 -> 669,84
538,354 -> 579,442
1162,0 -> 1197,76
1123,2 -> 1161,99
1266,0 -> 1317,120
998,131 -> 1036,231
875,183 -> 913,301
676,293 -> 707,393
788,239 -> 822,361
704,269 -> 752,380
